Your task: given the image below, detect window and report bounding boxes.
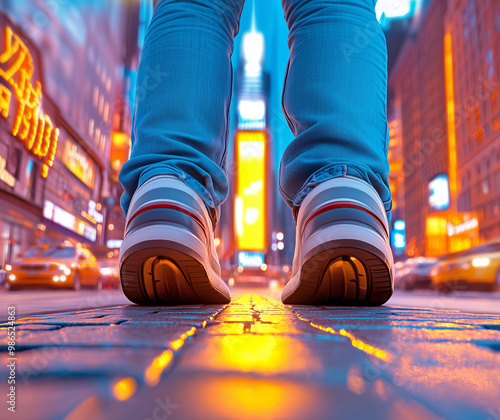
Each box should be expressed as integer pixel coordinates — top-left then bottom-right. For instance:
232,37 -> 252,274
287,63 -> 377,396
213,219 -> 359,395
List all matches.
21,246 -> 47,258
40,247 -> 77,259
6,146 -> 21,179
487,49 -> 494,79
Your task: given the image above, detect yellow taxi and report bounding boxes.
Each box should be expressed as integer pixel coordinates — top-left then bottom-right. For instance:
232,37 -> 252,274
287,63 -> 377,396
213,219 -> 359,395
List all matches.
431,241 -> 500,292
5,244 -> 102,291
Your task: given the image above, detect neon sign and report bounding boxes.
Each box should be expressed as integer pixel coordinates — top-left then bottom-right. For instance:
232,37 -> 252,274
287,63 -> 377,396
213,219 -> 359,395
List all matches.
0,155 -> 15,187
44,200 -> 97,242
235,131 -> 267,251
0,25 -> 59,178
447,218 -> 478,237
238,251 -> 264,267
62,139 -> 96,189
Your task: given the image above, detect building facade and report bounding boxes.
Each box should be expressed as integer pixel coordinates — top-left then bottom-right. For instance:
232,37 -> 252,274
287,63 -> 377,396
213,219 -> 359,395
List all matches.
0,1 -> 147,265
445,0 -> 500,242
389,0 -> 500,257
389,0 -> 450,257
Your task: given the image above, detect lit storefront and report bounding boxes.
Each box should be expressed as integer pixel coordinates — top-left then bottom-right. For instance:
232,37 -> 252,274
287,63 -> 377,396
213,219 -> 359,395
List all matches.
0,12 -> 109,264
0,0 -> 149,264
0,15 -> 57,265
426,212 -> 479,257
42,124 -> 103,245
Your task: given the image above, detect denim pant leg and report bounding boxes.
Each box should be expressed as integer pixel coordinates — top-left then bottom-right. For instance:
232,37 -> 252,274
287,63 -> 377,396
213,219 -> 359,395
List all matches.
119,0 -> 245,224
280,0 -> 392,221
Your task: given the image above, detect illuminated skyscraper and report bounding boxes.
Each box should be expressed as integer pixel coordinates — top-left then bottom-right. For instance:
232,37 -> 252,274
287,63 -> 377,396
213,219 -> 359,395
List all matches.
389,0 -> 450,256
445,0 -> 500,242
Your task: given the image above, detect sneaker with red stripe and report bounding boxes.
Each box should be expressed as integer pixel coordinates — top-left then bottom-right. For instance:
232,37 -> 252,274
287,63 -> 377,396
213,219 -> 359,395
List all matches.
119,175 -> 231,304
282,176 -> 393,305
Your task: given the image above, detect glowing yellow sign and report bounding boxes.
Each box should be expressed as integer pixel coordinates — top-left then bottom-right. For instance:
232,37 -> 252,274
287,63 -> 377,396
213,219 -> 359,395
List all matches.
62,139 -> 95,189
235,131 -> 266,251
0,155 -> 15,187
0,26 -> 59,178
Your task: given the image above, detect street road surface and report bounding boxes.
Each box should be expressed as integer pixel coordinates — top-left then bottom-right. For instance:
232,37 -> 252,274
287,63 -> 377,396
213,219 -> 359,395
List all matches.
2,287 -> 500,322
1,288 -> 499,420
0,288 -> 130,322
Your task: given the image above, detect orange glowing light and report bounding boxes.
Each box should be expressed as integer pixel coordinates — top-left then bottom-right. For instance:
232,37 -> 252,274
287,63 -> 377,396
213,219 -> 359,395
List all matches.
294,313 -> 392,362
444,33 -> 457,208
144,326 -> 197,386
144,349 -> 173,386
110,131 -> 131,172
0,84 -> 10,118
112,377 -> 137,401
235,131 -> 267,251
62,139 -> 96,188
194,377 -> 321,420
169,326 -> 196,351
0,25 -> 59,178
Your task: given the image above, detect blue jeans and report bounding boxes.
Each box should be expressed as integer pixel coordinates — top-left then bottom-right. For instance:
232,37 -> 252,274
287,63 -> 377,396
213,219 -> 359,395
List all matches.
119,0 -> 392,225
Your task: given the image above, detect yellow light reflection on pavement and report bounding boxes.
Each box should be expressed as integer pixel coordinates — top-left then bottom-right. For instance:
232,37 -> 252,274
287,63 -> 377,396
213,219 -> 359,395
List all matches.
170,326 -> 196,351
144,326 -> 198,386
144,349 -> 174,386
112,377 -> 137,401
195,377 -> 320,420
193,294 -> 321,375
294,313 -> 393,362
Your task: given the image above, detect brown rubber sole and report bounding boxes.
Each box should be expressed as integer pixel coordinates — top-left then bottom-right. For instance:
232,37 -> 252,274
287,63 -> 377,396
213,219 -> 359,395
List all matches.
282,247 -> 392,305
121,246 -> 230,305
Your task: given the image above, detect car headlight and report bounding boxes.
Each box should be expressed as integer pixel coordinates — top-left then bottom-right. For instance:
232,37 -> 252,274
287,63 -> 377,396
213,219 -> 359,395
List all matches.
472,257 -> 490,267
100,267 -> 113,276
5,264 -> 12,271
59,265 -> 71,275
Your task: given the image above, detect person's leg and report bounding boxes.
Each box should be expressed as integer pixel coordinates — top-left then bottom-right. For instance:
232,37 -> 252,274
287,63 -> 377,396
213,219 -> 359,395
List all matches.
280,0 -> 393,305
119,0 -> 245,226
119,0 -> 244,305
280,0 -> 391,220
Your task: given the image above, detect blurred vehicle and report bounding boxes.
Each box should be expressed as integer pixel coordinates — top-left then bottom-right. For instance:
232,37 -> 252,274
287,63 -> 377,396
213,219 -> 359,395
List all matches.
98,258 -> 120,289
234,266 -> 271,287
398,257 -> 438,290
5,244 -> 101,291
393,260 -> 409,289
431,241 -> 500,292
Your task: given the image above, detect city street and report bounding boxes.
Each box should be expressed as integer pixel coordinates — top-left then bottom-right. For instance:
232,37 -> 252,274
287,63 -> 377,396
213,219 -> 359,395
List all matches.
1,286 -> 500,419
0,289 -> 130,322
1,0 -> 500,418
2,287 -> 500,321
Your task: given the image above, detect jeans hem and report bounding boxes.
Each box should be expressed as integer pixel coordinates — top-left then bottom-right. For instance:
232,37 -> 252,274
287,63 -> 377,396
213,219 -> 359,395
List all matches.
283,163 -> 393,221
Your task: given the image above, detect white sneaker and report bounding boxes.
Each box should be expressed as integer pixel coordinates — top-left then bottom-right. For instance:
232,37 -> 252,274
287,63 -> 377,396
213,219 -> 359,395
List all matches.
282,176 -> 393,305
119,175 -> 231,304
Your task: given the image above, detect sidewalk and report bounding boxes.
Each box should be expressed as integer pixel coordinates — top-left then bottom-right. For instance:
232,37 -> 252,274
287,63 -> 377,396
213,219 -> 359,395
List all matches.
1,291 -> 500,420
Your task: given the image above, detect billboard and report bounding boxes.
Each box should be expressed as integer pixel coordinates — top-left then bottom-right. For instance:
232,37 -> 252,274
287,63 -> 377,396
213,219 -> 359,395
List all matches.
391,220 -> 406,251
62,138 -> 96,189
429,173 -> 450,211
235,131 -> 267,251
238,251 -> 265,268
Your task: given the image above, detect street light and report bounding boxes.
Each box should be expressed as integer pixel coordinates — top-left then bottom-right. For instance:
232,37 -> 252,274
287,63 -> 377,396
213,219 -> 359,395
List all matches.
276,232 -> 284,241
277,241 -> 284,250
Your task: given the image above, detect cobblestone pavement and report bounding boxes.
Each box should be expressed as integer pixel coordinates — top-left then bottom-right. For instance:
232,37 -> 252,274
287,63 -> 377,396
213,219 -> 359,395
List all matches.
1,290 -> 500,420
